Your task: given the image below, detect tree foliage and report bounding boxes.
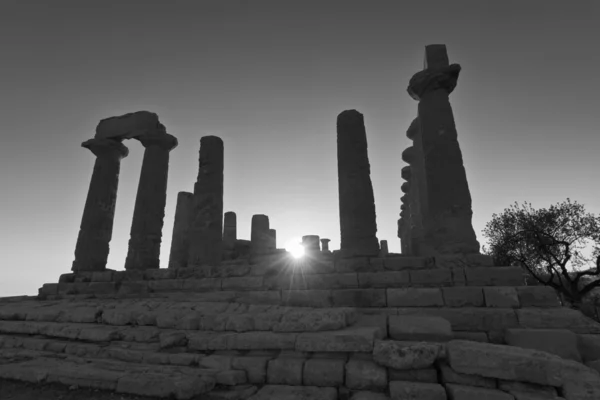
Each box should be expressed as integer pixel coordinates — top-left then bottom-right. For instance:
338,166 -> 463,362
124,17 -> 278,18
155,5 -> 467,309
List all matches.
482,198 -> 600,304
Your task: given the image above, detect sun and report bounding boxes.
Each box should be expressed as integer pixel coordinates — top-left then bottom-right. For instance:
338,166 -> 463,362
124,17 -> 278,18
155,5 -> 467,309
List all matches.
284,237 -> 305,259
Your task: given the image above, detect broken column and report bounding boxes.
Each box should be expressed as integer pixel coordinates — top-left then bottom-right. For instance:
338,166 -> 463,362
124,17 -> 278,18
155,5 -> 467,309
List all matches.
379,240 -> 389,257
222,211 -> 237,260
267,229 -> 277,253
168,191 -> 193,269
407,44 -> 480,255
302,235 -> 321,256
336,110 -> 379,257
72,138 -> 129,272
320,238 -> 331,253
125,131 -> 178,270
188,136 -> 225,267
250,215 -> 270,256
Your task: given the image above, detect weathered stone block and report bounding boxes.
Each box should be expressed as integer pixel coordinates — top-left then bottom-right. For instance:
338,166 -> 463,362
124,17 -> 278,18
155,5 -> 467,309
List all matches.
147,280 -> 182,292
578,334 -> 600,362
410,269 -> 452,286
348,391 -> 389,400
247,385 -> 337,400
434,254 -> 468,269
442,287 -> 484,307
331,289 -> 386,307
438,362 -> 496,388
357,271 -> 410,288
235,291 -> 281,305
335,257 -> 375,273
90,271 -> 114,282
354,314 -> 388,338
497,380 -> 558,398
282,290 -> 332,307
268,357 -> 305,386
222,277 -> 264,291
516,286 -> 561,307
274,308 -> 355,332
387,288 -> 444,307
39,284 -> 59,296
465,267 -> 524,286
446,384 -> 513,400
230,332 -> 297,350
484,287 -> 520,308
387,367 -> 437,383
302,358 -> 345,387
232,356 -> 270,384
562,378 -> 600,400
87,282 -> 117,295
305,273 -> 359,289
466,254 -> 495,267
296,327 -> 380,352
345,357 -> 387,391
389,381 -> 446,400
215,370 -> 247,386
389,315 -> 452,342
452,268 -> 467,286
373,340 -> 440,370
187,331 -> 233,351
384,257 -> 433,270
505,328 -> 581,362
58,273 -> 76,283
117,282 -> 149,296
516,308 -> 600,334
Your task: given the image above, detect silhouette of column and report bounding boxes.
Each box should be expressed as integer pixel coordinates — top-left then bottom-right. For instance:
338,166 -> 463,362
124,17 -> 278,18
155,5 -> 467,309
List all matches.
223,211 -> 237,248
379,240 -> 389,257
337,110 -> 379,257
168,191 -> 193,269
188,136 -> 224,267
125,133 -> 178,270
408,44 -> 480,255
267,229 -> 277,252
250,215 -> 270,255
302,235 -> 320,256
72,138 -> 128,272
320,239 -> 331,252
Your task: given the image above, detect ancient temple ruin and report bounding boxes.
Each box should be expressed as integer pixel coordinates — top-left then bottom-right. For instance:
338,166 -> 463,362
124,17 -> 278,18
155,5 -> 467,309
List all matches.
1,45 -> 599,400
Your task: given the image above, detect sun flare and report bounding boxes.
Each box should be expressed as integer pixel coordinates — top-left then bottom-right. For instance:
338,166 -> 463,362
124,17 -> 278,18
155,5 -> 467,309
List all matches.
285,237 -> 305,259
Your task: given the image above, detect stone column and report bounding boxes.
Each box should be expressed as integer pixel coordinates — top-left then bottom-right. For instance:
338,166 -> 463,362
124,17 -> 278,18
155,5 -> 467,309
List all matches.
125,133 -> 178,270
267,229 -> 277,253
302,235 -> 320,256
188,136 -> 225,267
407,44 -> 480,255
168,191 -> 193,269
337,110 -> 379,257
223,211 -> 237,255
320,239 -> 331,252
250,214 -> 270,256
72,138 -> 128,272
379,240 -> 389,257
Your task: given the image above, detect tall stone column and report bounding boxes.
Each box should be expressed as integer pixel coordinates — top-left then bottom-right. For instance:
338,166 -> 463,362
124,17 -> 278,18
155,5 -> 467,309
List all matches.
320,239 -> 331,252
125,133 -> 178,270
223,211 -> 237,246
188,136 -> 225,267
407,44 -> 480,255
337,110 -> 379,257
250,214 -> 270,256
267,229 -> 277,253
168,191 -> 193,269
72,138 -> 128,272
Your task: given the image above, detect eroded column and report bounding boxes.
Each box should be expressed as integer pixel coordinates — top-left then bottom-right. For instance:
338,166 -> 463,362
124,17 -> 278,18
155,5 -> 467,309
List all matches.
267,229 -> 277,253
380,240 -> 389,257
72,138 -> 128,272
320,239 -> 331,253
168,191 -> 193,269
188,136 -> 225,267
337,110 -> 379,257
125,133 -> 178,270
222,211 -> 237,260
250,214 -> 270,256
407,44 -> 480,255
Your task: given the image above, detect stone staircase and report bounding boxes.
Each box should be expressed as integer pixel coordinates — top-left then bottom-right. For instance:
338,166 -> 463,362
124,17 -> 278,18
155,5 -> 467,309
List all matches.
0,253 -> 599,399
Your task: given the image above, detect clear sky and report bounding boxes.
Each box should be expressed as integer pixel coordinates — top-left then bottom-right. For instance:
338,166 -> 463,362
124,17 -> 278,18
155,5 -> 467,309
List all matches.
1,0 -> 599,296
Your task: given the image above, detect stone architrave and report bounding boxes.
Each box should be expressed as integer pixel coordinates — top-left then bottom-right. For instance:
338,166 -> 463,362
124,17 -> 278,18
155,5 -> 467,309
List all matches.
168,192 -> 193,269
125,133 -> 178,270
320,239 -> 331,252
407,45 -> 480,255
380,240 -> 389,257
188,136 -> 225,267
250,215 -> 270,255
336,110 -> 379,257
267,229 -> 277,252
95,111 -> 162,140
72,138 -> 129,272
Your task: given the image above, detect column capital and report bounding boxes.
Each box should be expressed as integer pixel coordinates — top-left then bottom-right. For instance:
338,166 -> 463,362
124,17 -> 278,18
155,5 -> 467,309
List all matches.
401,166 -> 411,181
401,182 -> 410,194
406,117 -> 420,140
82,138 -> 129,160
137,133 -> 178,151
401,146 -> 416,164
407,64 -> 461,101
400,194 -> 408,204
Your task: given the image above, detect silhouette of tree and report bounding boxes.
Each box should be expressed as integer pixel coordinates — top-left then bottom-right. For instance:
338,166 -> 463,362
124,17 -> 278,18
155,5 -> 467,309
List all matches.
482,199 -> 600,307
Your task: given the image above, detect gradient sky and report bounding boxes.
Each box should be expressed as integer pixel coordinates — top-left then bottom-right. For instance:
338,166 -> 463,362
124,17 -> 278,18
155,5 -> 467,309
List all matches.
1,0 -> 599,296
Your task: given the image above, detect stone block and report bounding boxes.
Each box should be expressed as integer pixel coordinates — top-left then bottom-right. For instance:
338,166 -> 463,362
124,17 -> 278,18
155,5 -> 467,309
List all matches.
438,362 -> 496,388
465,267 -> 524,286
39,284 -> 59,296
373,340 -> 441,370
274,308 -> 355,332
331,289 -> 386,307
452,268 -> 467,286
578,334 -> 600,362
232,356 -> 270,384
263,274 -> 308,290
442,287 -> 484,307
516,286 -> 561,307
357,271 -> 410,288
187,332 -> 233,351
466,254 -> 495,267
387,367 -> 438,383
198,354 -> 233,370
410,269 -> 453,287
117,282 -> 149,296
484,287 -> 520,308
487,331 -> 505,344
230,332 -> 297,350
147,279 -> 182,292
497,380 -> 558,398
384,257 -> 433,270
389,315 -> 452,342
58,273 -> 76,283
305,273 -> 359,289
296,327 -> 380,352
562,379 -> 600,400
87,282 -> 117,295
434,254 -> 469,269
335,257 -> 374,273
505,328 -> 581,362
247,385 -> 338,400
451,331 -> 489,343
354,314 -> 388,339
302,358 -> 345,387
387,288 -> 444,307
90,271 -> 114,282
345,357 -> 387,391
215,370 -> 247,386
349,391 -> 389,400
235,291 -> 281,305
389,381 -> 446,400
446,384 -> 514,400
222,277 -> 264,291
516,308 -> 600,334
282,290 -> 332,307
143,268 -> 177,280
